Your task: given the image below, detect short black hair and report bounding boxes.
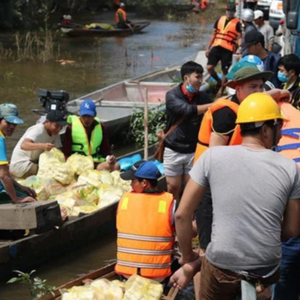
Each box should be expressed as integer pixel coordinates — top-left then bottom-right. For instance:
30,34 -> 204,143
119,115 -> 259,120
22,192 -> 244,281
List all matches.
136,177 -> 158,188
181,61 -> 204,80
240,120 -> 275,136
277,54 -> 300,76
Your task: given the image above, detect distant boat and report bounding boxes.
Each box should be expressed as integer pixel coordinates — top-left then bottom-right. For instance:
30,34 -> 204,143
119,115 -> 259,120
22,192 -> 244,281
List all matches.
60,21 -> 151,37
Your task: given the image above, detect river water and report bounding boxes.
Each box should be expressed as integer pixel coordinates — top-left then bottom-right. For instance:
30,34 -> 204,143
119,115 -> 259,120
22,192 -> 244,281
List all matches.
0,10 -> 212,299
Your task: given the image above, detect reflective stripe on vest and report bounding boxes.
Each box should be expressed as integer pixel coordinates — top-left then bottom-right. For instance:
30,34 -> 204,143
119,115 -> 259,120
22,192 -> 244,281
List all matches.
115,8 -> 126,24
212,16 -> 240,52
277,102 -> 300,166
69,115 -> 104,163
194,98 -> 242,164
115,192 -> 174,278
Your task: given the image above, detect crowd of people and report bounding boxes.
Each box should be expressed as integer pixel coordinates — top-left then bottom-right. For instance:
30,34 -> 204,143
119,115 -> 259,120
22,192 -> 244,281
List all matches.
1,1 -> 300,299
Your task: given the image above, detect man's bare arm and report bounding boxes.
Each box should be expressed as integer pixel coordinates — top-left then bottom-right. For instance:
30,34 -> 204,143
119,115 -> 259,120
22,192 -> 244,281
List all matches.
175,179 -> 207,264
281,199 -> 300,240
209,132 -> 229,147
21,138 -> 54,152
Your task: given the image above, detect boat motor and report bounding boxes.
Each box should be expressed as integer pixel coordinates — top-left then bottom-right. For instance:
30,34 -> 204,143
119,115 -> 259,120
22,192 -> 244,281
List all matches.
38,89 -> 69,113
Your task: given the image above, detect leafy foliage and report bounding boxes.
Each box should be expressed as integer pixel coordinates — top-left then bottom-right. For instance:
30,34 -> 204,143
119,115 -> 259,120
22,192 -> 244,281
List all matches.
127,104 -> 166,147
7,270 -> 56,300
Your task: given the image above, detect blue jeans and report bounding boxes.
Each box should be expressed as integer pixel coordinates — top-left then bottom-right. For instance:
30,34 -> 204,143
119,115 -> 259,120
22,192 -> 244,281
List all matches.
272,236 -> 300,300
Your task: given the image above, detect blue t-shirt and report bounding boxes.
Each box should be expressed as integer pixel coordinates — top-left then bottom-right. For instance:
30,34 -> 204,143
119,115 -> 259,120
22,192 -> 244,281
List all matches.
0,131 -> 8,192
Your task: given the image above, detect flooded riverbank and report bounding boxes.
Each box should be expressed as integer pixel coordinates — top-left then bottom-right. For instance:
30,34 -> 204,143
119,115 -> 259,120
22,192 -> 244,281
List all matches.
0,10 -> 212,299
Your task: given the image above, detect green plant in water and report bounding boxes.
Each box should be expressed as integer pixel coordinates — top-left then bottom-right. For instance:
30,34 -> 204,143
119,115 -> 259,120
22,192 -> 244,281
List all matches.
128,103 -> 166,147
7,270 -> 56,300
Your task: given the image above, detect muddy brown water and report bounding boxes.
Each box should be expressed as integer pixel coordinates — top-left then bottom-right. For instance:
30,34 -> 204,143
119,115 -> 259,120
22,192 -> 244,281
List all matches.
0,11 -> 212,299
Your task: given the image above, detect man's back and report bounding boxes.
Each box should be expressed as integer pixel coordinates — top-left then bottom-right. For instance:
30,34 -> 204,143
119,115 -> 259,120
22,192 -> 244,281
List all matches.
191,145 -> 300,271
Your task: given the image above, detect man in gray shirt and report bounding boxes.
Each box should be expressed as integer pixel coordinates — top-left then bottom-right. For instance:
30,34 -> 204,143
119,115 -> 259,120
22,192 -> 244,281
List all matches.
254,10 -> 274,52
171,93 -> 300,299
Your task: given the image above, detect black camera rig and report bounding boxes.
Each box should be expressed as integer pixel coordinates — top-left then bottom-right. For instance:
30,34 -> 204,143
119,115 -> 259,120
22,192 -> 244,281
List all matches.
38,89 -> 69,113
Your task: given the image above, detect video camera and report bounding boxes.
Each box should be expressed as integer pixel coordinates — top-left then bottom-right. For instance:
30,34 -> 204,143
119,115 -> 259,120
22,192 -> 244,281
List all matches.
38,89 -> 69,113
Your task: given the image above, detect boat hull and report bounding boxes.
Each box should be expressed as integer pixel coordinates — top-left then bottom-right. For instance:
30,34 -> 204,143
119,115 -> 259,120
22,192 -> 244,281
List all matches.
60,21 -> 150,37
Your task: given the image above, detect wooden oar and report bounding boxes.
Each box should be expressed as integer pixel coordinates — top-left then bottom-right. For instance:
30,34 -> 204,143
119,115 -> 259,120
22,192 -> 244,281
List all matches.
164,286 -> 179,300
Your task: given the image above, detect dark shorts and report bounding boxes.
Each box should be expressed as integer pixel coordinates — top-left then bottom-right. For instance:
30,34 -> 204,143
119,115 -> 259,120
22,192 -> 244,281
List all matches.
207,46 -> 233,71
194,187 -> 212,250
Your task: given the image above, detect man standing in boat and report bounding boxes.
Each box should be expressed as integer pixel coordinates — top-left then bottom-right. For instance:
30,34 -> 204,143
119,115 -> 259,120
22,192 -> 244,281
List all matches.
163,61 -> 212,203
62,99 -> 120,172
0,104 -> 36,203
171,93 -> 300,299
115,161 -> 176,282
115,3 -> 132,30
205,2 -> 242,98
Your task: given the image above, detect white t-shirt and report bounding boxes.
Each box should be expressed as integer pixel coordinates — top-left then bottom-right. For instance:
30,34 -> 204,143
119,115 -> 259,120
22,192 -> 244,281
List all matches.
10,124 -> 61,177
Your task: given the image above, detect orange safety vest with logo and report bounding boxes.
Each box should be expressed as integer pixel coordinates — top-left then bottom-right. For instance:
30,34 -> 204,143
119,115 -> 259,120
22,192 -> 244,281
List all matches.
115,8 -> 126,24
277,102 -> 300,166
212,16 -> 240,52
115,192 -> 175,278
194,98 -> 242,163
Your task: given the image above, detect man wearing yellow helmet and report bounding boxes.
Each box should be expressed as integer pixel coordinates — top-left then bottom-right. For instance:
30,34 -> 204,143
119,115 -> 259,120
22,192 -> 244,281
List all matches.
170,93 -> 300,299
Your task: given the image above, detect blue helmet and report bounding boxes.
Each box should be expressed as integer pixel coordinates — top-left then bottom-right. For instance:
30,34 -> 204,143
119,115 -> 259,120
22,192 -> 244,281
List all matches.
241,55 -> 264,72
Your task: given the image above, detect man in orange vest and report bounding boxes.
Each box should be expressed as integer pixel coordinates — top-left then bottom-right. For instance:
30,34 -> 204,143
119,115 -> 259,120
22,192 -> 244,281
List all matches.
115,161 -> 176,281
115,2 -> 132,30
206,2 -> 242,98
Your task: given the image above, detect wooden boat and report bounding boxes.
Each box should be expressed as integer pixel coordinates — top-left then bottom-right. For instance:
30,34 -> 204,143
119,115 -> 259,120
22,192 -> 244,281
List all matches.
60,21 -> 151,37
64,51 -> 209,140
35,262 -> 179,300
0,145 -> 166,278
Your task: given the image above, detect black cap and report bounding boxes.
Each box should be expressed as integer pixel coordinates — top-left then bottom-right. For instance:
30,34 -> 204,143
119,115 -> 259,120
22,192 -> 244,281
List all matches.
242,31 -> 264,48
226,2 -> 236,11
120,160 -> 146,181
46,110 -> 68,126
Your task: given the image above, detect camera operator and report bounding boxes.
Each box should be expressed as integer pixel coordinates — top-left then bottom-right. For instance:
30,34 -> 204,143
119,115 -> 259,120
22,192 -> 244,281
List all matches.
10,110 -> 68,179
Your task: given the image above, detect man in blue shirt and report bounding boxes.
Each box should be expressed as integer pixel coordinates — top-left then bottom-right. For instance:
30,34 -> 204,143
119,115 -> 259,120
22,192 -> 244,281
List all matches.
0,103 -> 36,203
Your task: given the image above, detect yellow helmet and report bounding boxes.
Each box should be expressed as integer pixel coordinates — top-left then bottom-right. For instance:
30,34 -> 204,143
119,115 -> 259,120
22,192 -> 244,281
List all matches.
236,92 -> 287,124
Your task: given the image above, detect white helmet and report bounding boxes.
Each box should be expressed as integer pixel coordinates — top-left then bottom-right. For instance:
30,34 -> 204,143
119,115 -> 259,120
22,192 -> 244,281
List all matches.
120,2 -> 125,7
242,8 -> 254,22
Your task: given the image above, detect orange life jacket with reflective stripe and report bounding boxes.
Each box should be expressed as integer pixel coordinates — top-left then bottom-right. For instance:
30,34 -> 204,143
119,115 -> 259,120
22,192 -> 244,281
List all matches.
115,8 -> 126,24
212,16 -> 240,52
115,192 -> 175,278
194,98 -> 242,164
277,102 -> 300,166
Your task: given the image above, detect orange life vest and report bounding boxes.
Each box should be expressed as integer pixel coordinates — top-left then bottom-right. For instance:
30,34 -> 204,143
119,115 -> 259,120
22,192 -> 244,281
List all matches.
115,8 -> 126,24
212,16 -> 240,52
115,192 -> 175,278
194,98 -> 242,164
277,102 -> 300,166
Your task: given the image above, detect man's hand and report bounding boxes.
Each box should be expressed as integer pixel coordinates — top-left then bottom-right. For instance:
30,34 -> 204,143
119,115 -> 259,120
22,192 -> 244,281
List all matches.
106,155 -> 116,164
44,143 -> 55,151
267,89 -> 291,103
15,196 -> 36,203
19,185 -> 37,198
205,49 -> 210,58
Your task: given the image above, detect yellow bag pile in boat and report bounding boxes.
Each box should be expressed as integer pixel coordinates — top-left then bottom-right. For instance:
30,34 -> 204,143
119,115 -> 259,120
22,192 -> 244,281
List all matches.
23,175 -> 49,200
61,286 -> 95,300
66,153 -> 94,176
42,177 -> 68,196
37,148 -> 75,185
85,23 -> 114,30
90,278 -> 123,300
98,184 -> 124,209
111,171 -> 132,192
123,274 -> 163,300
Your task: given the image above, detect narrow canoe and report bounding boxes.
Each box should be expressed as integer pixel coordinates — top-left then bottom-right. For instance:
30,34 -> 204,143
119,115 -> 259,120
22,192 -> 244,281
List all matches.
60,21 -> 151,37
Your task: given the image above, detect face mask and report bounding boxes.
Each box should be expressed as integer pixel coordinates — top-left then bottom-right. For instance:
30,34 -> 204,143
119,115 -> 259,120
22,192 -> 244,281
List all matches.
186,80 -> 198,93
226,10 -> 235,17
277,71 -> 289,83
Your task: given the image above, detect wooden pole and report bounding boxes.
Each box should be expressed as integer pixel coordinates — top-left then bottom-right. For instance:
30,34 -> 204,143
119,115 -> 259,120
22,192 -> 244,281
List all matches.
144,88 -> 149,160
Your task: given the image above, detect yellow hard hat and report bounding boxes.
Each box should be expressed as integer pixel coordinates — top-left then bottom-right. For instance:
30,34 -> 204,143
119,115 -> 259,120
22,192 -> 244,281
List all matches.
236,92 -> 287,124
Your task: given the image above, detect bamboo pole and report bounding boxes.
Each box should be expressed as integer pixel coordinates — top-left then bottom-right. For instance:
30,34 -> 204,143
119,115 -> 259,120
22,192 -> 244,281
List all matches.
144,88 -> 149,160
